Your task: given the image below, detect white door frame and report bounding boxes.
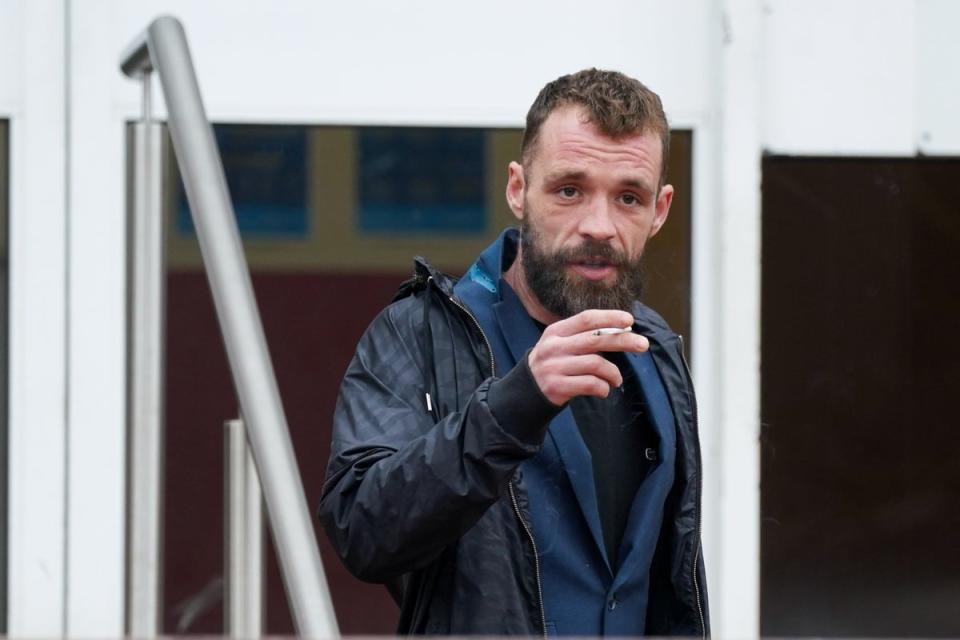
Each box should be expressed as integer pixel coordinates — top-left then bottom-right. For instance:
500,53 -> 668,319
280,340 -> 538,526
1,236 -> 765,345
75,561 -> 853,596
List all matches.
4,0 -> 69,635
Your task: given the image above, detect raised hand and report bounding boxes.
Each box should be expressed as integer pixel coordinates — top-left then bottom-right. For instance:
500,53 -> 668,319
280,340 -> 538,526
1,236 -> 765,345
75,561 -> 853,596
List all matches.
527,309 -> 649,407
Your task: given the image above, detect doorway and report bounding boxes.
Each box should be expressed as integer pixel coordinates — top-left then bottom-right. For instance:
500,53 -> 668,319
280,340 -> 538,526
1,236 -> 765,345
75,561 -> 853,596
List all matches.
760,157 -> 960,636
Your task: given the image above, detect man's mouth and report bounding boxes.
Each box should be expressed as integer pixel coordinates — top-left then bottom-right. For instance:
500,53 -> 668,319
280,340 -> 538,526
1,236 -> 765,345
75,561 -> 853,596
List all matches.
568,257 -> 617,281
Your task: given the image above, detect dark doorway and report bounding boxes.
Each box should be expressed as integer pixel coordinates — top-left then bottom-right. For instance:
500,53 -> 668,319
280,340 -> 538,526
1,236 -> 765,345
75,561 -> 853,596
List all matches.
761,157 -> 960,636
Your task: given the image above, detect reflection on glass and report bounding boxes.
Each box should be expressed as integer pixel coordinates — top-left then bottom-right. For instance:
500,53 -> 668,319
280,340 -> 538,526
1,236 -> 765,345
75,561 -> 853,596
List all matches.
174,125 -> 309,238
358,128 -> 486,234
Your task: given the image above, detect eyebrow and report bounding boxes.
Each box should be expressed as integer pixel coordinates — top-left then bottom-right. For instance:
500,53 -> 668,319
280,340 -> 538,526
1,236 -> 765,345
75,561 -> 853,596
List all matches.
542,169 -> 588,185
620,178 -> 656,198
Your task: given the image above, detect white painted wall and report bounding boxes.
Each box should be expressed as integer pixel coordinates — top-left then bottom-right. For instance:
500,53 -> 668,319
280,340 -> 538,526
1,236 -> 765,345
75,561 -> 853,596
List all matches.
5,0 -> 960,637
65,1 -> 130,634
712,2 -> 762,637
0,2 -> 20,114
762,0 -> 918,155
762,0 -> 960,156
3,0 -> 68,636
916,0 -> 960,154
107,0 -> 715,126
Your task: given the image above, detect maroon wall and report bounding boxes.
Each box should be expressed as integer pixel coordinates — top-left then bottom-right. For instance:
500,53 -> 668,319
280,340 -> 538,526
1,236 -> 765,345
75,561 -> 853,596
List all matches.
164,270 -> 408,634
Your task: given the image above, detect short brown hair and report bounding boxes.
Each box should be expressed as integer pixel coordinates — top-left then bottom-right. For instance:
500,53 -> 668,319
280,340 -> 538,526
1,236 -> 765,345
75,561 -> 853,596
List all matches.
520,68 -> 670,185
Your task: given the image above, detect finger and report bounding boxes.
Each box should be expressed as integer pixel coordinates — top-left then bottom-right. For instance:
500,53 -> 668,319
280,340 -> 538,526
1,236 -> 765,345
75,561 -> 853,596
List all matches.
548,354 -> 624,388
547,309 -> 635,337
540,374 -> 617,404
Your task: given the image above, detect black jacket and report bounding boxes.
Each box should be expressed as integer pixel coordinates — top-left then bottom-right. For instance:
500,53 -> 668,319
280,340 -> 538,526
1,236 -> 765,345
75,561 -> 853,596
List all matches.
319,257 -> 709,636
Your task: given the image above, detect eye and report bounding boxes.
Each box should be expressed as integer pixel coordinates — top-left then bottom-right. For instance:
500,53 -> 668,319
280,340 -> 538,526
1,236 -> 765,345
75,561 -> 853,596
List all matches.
619,193 -> 643,207
557,186 -> 579,199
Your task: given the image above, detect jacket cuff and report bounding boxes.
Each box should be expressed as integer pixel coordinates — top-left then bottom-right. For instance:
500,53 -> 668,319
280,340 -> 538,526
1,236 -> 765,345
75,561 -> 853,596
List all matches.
486,349 -> 562,447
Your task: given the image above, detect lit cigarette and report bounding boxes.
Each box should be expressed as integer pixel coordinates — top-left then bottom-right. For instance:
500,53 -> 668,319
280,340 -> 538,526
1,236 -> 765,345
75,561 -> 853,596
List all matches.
592,327 -> 633,336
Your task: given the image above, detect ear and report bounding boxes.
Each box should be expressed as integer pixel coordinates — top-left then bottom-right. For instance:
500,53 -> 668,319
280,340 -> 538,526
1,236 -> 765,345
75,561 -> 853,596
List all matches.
649,183 -> 674,238
505,161 -> 526,221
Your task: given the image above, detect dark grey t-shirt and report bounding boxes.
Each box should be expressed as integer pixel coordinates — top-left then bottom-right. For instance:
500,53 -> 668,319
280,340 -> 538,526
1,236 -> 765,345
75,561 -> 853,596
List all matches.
532,321 -> 657,568
570,352 -> 657,568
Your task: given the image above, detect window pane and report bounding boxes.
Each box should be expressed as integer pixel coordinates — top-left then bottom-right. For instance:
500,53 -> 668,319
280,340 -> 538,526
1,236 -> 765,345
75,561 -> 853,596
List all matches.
160,123 -> 692,634
174,125 -> 309,238
357,128 -> 486,234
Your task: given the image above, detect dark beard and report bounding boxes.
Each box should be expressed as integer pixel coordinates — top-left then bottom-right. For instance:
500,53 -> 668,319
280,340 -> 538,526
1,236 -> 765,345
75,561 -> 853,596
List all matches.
520,215 -> 646,319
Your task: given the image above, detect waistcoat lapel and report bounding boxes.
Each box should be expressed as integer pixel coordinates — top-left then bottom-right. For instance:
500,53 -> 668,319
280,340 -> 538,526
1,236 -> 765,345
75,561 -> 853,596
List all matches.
612,350 -> 677,587
493,288 -> 610,573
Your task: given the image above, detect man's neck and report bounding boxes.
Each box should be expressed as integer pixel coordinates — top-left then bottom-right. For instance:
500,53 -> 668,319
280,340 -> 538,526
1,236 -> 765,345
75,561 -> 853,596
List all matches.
503,246 -> 561,326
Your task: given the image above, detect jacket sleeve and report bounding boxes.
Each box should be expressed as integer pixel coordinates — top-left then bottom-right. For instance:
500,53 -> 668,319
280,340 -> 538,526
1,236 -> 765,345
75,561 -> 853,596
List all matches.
318,298 -> 558,583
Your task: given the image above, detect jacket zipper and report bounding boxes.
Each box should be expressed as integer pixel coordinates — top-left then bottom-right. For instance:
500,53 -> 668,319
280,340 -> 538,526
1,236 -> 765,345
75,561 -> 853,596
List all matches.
677,335 -> 706,639
420,273 -> 497,378
446,293 -> 496,379
509,482 -> 547,639
444,286 -> 547,638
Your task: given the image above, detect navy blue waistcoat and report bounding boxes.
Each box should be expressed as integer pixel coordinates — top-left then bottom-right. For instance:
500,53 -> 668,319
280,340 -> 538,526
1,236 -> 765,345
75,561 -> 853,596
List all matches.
454,230 -> 677,636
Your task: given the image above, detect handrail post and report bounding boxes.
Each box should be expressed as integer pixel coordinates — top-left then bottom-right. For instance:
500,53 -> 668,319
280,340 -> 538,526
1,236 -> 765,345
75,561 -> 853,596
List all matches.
125,71 -> 165,638
225,417 -> 264,639
121,16 -> 339,638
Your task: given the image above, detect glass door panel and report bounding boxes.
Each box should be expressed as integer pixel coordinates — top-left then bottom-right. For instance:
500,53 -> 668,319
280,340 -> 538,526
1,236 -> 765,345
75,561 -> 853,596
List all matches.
158,123 -> 692,634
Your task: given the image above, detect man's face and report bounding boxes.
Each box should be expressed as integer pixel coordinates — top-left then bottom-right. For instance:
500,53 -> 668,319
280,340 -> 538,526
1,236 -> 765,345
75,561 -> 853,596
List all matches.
506,106 -> 674,319
519,203 -> 648,318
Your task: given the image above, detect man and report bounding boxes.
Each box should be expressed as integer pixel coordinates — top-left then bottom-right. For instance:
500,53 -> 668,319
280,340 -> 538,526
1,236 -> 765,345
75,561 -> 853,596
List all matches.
319,69 -> 708,636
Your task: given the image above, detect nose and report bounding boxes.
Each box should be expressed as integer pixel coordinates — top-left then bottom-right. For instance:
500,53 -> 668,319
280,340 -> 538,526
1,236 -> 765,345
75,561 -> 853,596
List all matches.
577,197 -> 617,241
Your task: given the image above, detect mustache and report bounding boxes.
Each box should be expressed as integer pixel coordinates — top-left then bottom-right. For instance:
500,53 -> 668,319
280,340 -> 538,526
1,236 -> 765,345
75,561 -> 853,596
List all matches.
552,240 -> 626,266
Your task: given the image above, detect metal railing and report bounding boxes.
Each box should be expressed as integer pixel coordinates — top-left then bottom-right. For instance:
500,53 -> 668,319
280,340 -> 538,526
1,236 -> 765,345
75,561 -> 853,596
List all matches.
224,417 -> 264,638
121,16 -> 339,638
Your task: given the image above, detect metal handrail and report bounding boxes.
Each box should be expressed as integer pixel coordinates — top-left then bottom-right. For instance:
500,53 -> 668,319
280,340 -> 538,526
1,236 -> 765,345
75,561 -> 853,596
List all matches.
225,417 -> 264,638
121,16 -> 339,638
125,75 -> 164,639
